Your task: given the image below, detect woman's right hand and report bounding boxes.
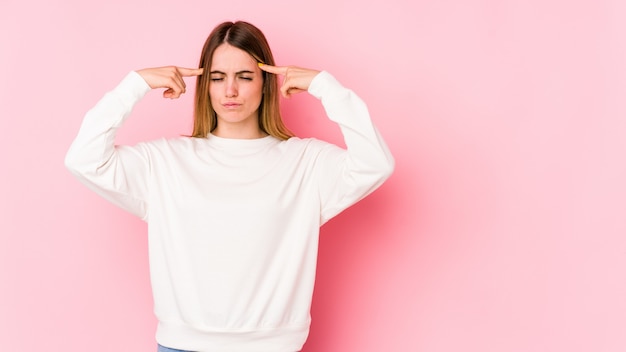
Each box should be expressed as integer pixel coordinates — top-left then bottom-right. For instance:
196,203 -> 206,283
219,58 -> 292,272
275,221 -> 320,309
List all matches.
136,66 -> 204,99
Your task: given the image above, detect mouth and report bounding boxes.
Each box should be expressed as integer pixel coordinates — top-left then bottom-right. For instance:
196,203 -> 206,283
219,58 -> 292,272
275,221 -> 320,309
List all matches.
222,102 -> 241,109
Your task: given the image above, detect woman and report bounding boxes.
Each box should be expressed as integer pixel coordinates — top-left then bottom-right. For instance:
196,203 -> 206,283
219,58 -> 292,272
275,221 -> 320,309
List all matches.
65,21 -> 394,352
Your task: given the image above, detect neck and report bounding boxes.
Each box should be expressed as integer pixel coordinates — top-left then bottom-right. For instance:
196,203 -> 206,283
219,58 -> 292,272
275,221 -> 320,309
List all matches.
212,123 -> 267,139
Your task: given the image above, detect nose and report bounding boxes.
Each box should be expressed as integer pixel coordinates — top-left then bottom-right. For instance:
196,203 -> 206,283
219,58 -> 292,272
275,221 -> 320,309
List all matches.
225,78 -> 238,97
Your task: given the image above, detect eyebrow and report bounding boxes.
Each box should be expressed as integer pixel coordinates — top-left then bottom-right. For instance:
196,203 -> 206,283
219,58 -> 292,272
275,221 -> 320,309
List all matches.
209,70 -> 255,75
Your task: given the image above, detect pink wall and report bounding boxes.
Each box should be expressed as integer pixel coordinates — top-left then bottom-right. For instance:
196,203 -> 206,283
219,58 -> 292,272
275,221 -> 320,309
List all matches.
2,0 -> 626,351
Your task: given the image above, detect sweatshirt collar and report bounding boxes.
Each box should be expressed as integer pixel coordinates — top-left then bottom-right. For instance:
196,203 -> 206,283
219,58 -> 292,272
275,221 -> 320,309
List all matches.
206,133 -> 278,149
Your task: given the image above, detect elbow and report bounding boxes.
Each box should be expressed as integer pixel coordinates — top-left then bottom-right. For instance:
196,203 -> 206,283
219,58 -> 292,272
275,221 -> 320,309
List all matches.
64,148 -> 91,178
64,150 -> 80,175
354,153 -> 395,189
377,154 -> 395,184
360,155 -> 394,191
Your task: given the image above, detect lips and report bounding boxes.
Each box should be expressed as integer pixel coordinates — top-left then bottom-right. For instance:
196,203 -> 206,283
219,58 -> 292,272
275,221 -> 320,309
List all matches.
222,102 -> 242,109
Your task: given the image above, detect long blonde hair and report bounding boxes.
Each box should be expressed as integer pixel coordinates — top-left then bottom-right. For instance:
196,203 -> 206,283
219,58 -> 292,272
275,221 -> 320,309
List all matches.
192,21 -> 293,140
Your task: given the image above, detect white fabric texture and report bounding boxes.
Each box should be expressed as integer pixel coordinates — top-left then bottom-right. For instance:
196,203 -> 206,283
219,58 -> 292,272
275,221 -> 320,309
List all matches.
66,70 -> 394,352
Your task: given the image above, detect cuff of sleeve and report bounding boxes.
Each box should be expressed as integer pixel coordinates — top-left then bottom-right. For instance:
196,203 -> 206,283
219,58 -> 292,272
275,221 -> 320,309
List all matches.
308,71 -> 346,100
111,71 -> 152,107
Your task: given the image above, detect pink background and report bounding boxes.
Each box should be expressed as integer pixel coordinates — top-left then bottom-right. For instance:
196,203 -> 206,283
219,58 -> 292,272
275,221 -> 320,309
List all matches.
2,0 -> 626,351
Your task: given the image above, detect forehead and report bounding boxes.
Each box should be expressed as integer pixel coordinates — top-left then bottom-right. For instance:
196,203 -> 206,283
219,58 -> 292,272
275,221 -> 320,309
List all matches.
211,43 -> 257,71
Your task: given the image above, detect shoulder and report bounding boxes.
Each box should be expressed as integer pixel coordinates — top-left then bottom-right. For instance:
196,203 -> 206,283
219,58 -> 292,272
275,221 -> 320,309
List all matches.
281,136 -> 342,155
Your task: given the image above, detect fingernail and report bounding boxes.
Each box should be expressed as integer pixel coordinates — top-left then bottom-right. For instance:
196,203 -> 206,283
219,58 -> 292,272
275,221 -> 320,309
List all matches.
257,62 -> 264,67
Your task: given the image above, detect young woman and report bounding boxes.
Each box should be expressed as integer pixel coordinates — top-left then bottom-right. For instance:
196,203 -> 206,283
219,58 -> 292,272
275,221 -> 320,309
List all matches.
65,21 -> 394,352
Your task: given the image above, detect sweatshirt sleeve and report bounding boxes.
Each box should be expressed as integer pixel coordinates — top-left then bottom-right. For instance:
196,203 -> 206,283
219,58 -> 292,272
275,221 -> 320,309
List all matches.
64,71 -> 153,220
307,71 -> 395,224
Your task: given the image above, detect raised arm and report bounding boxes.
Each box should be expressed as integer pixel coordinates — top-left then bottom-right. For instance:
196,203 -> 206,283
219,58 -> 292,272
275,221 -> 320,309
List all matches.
260,64 -> 395,223
65,66 -> 202,219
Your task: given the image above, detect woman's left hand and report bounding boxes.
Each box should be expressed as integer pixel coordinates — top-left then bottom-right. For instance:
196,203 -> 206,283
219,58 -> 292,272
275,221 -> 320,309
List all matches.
258,64 -> 320,98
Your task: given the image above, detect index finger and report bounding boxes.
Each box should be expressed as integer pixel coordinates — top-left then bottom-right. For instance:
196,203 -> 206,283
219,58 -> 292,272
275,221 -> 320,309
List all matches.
258,63 -> 287,75
178,67 -> 204,77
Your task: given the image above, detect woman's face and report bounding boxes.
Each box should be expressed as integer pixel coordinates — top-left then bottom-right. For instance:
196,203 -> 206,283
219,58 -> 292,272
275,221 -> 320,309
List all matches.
209,43 -> 264,134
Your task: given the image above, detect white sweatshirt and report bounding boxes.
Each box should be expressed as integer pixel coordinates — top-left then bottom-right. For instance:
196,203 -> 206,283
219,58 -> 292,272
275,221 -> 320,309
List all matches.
65,70 -> 394,352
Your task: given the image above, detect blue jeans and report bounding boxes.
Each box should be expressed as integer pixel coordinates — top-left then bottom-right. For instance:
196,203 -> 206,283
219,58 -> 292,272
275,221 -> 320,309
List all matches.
157,343 -> 300,352
157,344 -> 193,352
